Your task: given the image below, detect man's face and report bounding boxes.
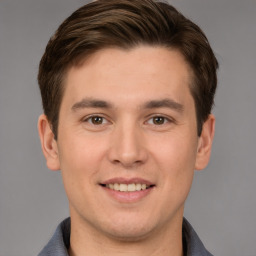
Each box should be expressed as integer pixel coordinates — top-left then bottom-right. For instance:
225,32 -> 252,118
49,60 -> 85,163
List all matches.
40,46 -> 214,240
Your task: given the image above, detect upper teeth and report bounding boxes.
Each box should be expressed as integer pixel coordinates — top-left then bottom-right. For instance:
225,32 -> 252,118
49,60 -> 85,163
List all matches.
107,183 -> 147,192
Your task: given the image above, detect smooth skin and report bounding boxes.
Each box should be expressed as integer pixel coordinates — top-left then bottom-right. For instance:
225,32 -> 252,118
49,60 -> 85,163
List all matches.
38,46 -> 215,256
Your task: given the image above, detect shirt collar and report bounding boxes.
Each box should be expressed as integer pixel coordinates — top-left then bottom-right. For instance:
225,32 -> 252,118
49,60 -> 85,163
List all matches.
182,217 -> 213,256
38,217 -> 213,256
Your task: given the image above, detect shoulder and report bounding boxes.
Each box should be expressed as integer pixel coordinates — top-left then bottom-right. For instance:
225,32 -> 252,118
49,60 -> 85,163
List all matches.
38,218 -> 70,256
183,217 -> 213,256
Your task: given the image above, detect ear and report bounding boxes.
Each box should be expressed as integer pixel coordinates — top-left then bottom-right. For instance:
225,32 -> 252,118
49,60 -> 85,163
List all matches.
195,114 -> 215,170
38,114 -> 60,171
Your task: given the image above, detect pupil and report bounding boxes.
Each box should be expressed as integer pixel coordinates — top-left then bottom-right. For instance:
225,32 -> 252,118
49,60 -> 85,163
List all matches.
154,117 -> 164,124
92,117 -> 102,124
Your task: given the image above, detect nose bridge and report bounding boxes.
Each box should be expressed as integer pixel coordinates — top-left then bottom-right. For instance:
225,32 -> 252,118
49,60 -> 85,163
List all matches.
108,118 -> 147,167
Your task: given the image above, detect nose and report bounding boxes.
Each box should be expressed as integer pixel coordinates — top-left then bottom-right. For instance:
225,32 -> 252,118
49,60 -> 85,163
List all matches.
107,122 -> 148,168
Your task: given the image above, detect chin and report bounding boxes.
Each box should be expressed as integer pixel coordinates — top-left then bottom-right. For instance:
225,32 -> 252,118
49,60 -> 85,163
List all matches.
99,216 -> 158,242
103,226 -> 154,242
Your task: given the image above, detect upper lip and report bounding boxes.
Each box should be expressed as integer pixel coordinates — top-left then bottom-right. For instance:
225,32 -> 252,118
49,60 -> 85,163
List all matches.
100,177 -> 154,186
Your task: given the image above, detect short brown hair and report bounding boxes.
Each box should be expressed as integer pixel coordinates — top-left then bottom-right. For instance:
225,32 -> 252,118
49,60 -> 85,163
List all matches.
38,0 -> 218,138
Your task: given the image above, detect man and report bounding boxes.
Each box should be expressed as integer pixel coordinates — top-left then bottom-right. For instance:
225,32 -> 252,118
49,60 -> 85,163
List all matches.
37,0 -> 218,255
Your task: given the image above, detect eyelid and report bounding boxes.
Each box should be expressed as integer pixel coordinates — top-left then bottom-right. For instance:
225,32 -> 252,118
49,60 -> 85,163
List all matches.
82,114 -> 111,125
145,114 -> 176,125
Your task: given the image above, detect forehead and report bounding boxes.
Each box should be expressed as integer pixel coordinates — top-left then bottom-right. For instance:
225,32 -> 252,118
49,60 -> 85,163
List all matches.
62,46 -> 194,108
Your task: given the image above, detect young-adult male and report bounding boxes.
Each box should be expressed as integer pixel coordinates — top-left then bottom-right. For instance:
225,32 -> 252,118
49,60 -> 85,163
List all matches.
37,0 -> 218,255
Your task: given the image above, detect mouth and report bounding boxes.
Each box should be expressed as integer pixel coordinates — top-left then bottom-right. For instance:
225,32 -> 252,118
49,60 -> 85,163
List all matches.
99,178 -> 155,203
100,183 -> 155,192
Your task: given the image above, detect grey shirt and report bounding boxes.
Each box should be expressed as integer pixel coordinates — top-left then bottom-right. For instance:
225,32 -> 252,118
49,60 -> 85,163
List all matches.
38,217 -> 213,256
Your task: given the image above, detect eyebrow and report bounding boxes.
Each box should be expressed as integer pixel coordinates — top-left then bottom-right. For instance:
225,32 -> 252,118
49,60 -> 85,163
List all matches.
71,97 -> 184,113
143,99 -> 184,112
71,98 -> 113,111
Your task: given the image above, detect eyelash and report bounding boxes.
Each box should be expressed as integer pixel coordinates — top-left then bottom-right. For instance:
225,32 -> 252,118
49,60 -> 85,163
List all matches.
83,115 -> 109,125
146,115 -> 174,125
82,114 -> 174,127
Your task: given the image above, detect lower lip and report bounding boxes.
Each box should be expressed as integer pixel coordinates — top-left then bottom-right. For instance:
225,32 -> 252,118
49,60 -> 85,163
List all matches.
101,186 -> 154,203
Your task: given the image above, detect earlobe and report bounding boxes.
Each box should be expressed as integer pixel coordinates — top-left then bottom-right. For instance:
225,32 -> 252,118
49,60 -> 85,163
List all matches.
195,114 -> 215,170
38,114 -> 60,171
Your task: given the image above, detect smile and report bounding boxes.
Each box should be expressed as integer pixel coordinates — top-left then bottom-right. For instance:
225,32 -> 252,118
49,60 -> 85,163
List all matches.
104,183 -> 152,192
100,179 -> 155,202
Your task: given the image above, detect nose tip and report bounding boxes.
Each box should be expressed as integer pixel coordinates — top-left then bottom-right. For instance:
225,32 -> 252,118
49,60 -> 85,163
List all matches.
107,127 -> 148,168
112,152 -> 144,168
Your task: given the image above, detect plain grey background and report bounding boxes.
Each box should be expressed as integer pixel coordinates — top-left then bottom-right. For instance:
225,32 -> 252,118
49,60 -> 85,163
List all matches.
0,0 -> 255,255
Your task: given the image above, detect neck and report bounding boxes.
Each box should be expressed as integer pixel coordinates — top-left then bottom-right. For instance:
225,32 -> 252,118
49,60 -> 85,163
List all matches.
68,212 -> 184,256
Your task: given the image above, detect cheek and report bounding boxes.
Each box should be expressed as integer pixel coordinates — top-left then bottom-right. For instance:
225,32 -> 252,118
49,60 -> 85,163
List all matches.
57,134 -> 106,208
58,132 -> 107,171
155,132 -> 197,166
153,132 -> 198,191
56,134 -> 107,202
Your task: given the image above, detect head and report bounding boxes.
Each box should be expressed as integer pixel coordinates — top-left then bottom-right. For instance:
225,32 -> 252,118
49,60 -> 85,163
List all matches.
37,0 -> 218,247
38,0 -> 218,139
